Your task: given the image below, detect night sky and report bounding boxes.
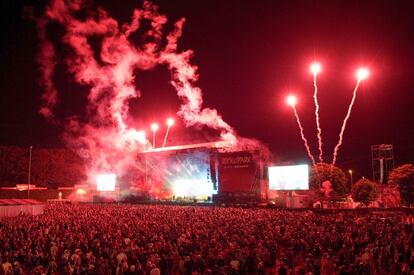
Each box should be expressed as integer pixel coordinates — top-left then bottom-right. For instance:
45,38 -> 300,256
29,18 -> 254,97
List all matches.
1,0 -> 414,179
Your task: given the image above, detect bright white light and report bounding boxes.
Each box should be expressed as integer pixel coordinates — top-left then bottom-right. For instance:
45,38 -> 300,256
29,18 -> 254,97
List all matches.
356,68 -> 369,81
136,131 -> 146,144
286,95 -> 297,107
151,123 -> 159,132
166,118 -> 174,127
310,63 -> 321,75
268,164 -> 309,190
97,174 -> 116,191
76,188 -> 86,195
172,179 -> 213,197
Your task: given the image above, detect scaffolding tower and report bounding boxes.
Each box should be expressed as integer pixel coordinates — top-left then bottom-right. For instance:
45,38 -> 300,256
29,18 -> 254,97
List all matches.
371,144 -> 395,183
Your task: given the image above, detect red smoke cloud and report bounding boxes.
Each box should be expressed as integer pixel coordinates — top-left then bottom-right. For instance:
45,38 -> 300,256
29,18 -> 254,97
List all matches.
37,17 -> 58,120
37,0 -> 237,184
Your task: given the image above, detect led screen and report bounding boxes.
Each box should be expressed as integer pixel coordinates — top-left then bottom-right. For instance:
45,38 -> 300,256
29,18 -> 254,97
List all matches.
97,174 -> 116,191
268,165 -> 309,190
146,150 -> 216,198
167,151 -> 215,197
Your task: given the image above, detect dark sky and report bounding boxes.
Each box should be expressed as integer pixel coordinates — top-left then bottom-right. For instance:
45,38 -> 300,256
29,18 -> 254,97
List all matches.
1,0 -> 414,179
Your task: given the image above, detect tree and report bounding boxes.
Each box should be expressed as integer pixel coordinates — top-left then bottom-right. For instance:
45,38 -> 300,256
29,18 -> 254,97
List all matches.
31,148 -> 86,187
0,146 -> 28,185
379,184 -> 400,208
0,146 -> 86,188
351,178 -> 378,206
388,164 -> 414,206
309,163 -> 350,198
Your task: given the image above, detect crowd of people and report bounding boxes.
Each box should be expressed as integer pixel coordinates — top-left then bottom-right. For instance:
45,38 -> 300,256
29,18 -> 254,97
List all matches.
0,204 -> 413,274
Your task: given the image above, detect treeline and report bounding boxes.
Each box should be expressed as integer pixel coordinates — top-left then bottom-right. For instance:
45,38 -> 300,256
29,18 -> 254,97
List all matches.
0,146 -> 86,188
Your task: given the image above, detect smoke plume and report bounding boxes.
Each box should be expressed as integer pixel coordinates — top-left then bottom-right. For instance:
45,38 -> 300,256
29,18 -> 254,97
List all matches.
37,0 -> 237,184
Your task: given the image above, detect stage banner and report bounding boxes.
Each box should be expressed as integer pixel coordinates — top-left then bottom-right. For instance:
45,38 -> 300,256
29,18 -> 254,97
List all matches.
218,151 -> 259,193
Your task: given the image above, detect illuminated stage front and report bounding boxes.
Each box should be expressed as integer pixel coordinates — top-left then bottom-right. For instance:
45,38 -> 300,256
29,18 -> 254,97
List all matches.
136,143 -> 266,203
140,144 -> 218,201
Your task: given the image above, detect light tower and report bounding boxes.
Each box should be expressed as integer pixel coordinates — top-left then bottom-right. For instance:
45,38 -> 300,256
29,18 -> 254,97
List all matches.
371,144 -> 395,183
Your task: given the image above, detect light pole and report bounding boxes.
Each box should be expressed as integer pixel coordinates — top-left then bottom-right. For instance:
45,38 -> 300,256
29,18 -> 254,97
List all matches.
28,145 -> 33,199
162,118 -> 174,148
348,170 -> 353,185
151,123 -> 159,149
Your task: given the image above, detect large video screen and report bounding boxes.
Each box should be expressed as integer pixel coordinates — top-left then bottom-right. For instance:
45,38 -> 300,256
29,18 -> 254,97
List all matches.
146,150 -> 216,198
168,151 -> 216,198
268,164 -> 309,190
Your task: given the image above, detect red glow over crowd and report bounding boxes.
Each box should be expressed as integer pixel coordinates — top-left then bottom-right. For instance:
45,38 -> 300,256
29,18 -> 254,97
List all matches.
0,204 -> 413,274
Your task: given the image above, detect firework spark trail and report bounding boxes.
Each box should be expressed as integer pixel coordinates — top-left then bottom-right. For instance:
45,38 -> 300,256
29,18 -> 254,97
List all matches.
292,105 -> 316,166
313,73 -> 324,163
331,80 -> 361,166
37,0 -> 238,183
